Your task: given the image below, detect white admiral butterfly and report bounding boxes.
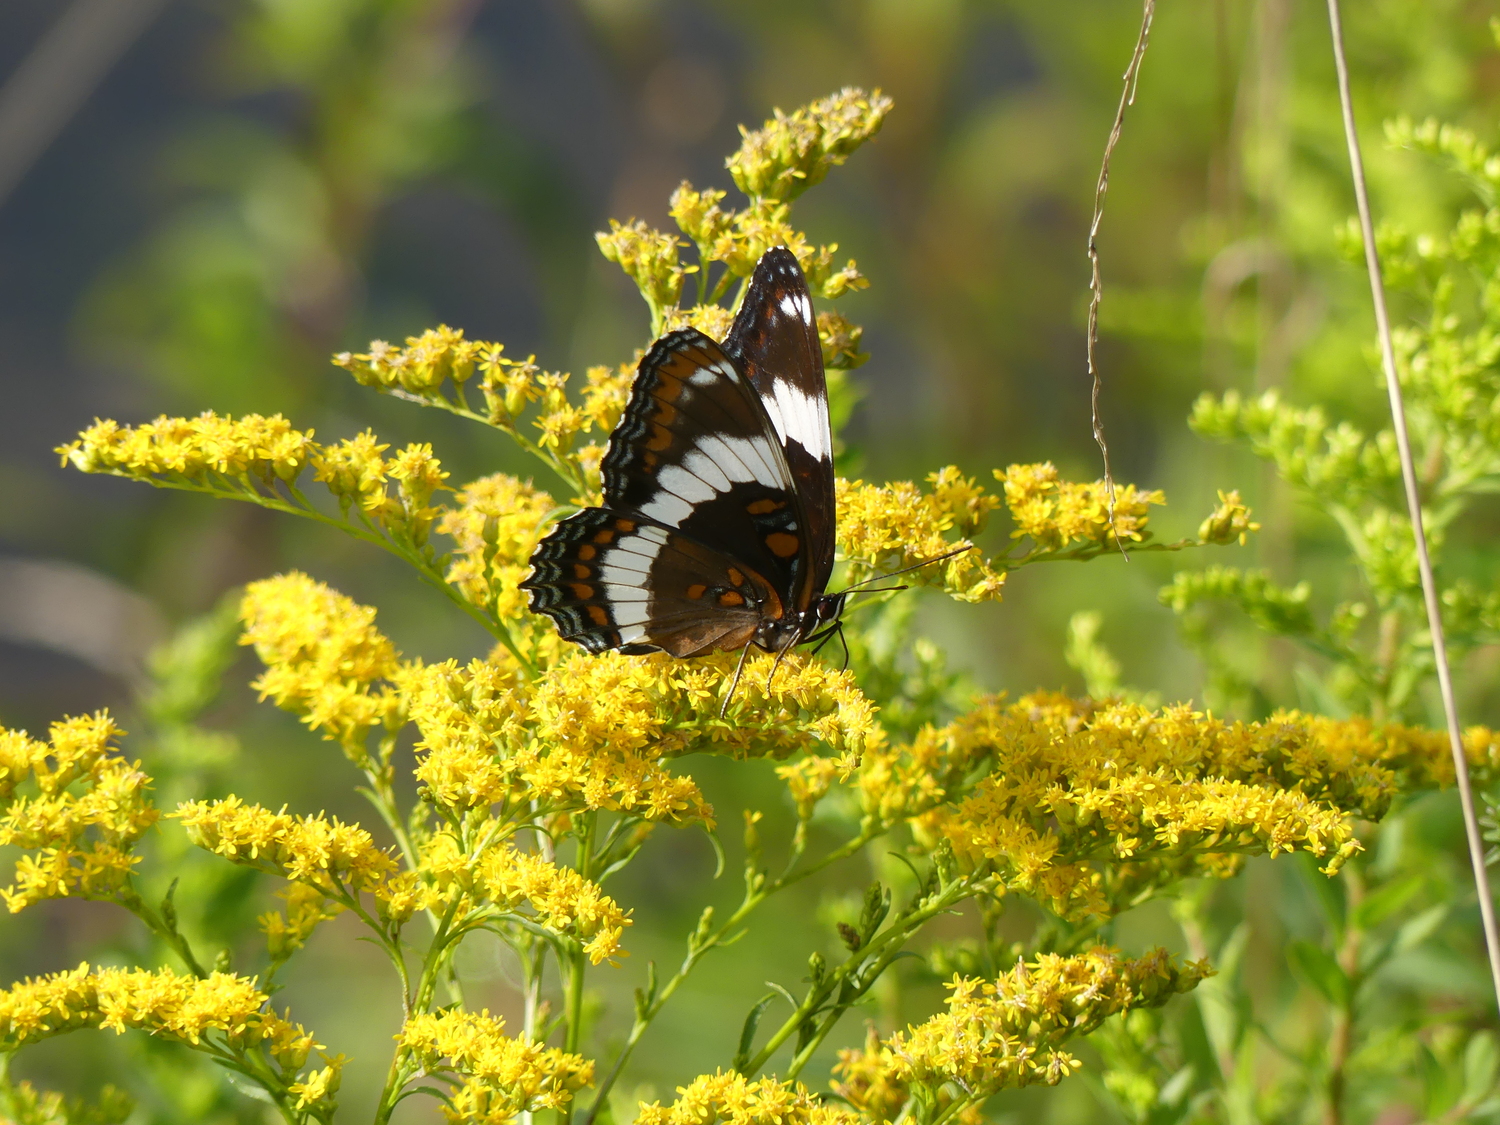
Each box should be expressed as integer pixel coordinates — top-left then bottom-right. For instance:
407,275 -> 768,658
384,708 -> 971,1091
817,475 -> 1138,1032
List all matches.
522,247 -> 847,664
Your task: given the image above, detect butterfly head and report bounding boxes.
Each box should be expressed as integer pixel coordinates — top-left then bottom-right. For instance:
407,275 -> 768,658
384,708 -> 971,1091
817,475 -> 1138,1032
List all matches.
755,591 -> 847,652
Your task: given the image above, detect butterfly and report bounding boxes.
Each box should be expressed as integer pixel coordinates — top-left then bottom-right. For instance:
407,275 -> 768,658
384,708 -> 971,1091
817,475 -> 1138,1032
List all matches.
521,246 -> 848,671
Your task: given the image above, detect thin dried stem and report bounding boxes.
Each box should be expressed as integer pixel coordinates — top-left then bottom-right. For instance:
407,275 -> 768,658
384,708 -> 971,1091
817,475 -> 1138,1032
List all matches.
1324,0 -> 1500,1010
1086,0 -> 1156,557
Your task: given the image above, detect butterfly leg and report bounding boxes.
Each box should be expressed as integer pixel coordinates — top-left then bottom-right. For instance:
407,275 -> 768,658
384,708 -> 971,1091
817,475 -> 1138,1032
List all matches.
720,637 -> 756,718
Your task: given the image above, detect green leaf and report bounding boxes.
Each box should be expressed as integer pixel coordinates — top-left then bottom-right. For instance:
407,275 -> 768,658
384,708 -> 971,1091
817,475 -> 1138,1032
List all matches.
1287,941 -> 1351,1007
1465,1031 -> 1500,1106
733,992 -> 778,1072
1351,875 -> 1423,931
1395,904 -> 1448,953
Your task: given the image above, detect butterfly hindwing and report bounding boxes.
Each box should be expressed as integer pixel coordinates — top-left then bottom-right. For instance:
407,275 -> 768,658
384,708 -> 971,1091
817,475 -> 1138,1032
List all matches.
522,507 -> 785,657
723,247 -> 837,600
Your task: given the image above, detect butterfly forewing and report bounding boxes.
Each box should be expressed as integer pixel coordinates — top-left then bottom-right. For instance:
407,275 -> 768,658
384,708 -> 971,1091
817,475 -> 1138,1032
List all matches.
723,247 -> 837,600
523,247 -> 838,658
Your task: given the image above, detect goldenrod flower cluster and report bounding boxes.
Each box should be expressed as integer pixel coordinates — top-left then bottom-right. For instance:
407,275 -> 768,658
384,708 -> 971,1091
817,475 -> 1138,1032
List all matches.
261,883 -> 345,963
0,1079 -> 133,1125
834,948 -> 1208,1113
333,329 -> 632,502
398,1008 -> 593,1125
0,963 -> 331,1103
419,836 -> 631,964
439,474 -> 559,624
837,468 -> 1007,602
175,797 -> 397,897
59,413 -> 314,484
0,713 -> 157,913
998,462 -> 1163,549
59,414 -> 451,547
636,1071 -> 860,1125
848,693 -> 1480,920
726,87 -> 893,204
241,572 -> 401,758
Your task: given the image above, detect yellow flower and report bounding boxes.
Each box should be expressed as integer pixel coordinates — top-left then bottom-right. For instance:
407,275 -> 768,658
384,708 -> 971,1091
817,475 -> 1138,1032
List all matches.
240,572 -> 402,760
855,693 -> 1470,920
289,1056 -> 346,1111
386,442 -> 451,544
311,430 -> 391,515
727,87 -> 893,203
0,962 -> 318,1062
840,949 -> 1208,1104
334,325 -> 481,395
0,713 -> 157,913
1198,489 -> 1260,545
174,797 -> 397,896
997,462 -> 1164,549
477,845 -> 632,964
57,413 -> 315,486
437,474 -> 557,624
261,882 -> 345,962
837,469 -> 1007,602
596,220 -> 690,321
398,1009 -> 593,1125
637,1071 -> 861,1125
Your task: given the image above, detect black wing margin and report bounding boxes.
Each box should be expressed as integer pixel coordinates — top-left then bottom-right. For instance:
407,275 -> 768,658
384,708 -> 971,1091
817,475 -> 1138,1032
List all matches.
722,247 -> 836,599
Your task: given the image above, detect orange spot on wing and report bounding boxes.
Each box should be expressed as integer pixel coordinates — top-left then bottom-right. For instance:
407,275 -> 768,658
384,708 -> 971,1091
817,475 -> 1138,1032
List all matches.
578,545 -> 597,560
587,605 -> 609,625
572,564 -> 591,579
718,590 -> 746,607
614,518 -> 637,532
747,498 -> 784,515
687,584 -> 708,600
569,583 -> 595,599
727,567 -> 745,587
646,425 -> 673,452
593,530 -> 615,544
766,533 -> 800,558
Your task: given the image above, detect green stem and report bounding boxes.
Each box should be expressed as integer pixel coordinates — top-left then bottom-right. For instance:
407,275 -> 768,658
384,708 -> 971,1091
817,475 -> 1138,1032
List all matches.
582,822 -> 883,1125
748,876 -> 973,1078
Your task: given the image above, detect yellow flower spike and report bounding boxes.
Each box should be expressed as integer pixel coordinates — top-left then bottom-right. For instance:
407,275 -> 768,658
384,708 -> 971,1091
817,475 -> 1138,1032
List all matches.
174,797 -> 397,896
596,219 -> 691,324
333,326 -> 481,397
0,712 -> 157,913
478,845 -> 632,963
261,883 -> 345,961
861,693 -> 1482,921
865,949 -> 1207,1099
1198,489 -> 1260,545
438,474 -> 556,624
637,1071 -> 862,1125
241,573 -> 402,759
311,430 -> 391,514
660,304 -> 737,341
996,463 -> 1165,550
727,87 -> 893,203
837,471 -> 1007,603
398,1009 -> 594,1125
58,413 -> 316,486
0,961 -> 324,1076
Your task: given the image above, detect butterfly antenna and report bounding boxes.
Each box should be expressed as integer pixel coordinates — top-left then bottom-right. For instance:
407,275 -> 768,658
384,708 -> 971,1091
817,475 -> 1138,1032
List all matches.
720,639 -> 754,719
844,584 -> 908,599
838,544 -> 977,594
